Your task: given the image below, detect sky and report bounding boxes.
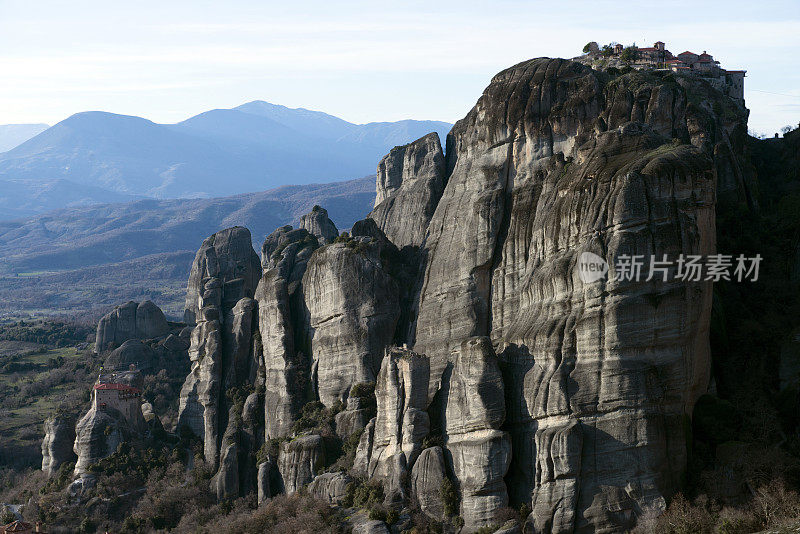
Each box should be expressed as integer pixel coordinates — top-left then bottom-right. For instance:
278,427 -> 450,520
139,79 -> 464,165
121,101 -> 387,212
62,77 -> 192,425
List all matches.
1,0 -> 798,135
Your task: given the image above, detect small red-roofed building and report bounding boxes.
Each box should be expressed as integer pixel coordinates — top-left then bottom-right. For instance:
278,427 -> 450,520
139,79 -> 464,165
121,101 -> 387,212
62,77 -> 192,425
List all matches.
93,382 -> 144,427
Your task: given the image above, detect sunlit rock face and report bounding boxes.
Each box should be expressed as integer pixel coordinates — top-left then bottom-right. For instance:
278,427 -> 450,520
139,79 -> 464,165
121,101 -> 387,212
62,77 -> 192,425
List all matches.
177,226 -> 261,468
407,58 -> 726,532
256,225 -> 318,440
42,414 -> 77,477
165,56 -> 752,532
369,132 -> 447,249
303,237 -> 400,408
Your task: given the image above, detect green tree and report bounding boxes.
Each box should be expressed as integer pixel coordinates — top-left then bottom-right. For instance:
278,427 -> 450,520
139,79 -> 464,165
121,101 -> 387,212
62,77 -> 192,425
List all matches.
620,46 -> 640,64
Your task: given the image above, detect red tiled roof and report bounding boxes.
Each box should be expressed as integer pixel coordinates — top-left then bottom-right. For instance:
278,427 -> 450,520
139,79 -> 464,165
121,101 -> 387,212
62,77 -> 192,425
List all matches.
678,51 -> 697,56
95,383 -> 141,394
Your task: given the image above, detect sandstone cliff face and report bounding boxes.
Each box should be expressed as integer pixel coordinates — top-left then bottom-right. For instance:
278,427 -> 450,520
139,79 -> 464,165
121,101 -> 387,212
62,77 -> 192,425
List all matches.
162,58 -> 749,533
183,226 -> 261,326
177,226 -> 261,468
73,407 -> 126,476
278,434 -> 325,495
303,237 -> 400,407
256,225 -> 318,440
41,414 -> 77,477
443,337 -> 510,530
366,347 -> 430,501
369,132 -> 447,249
410,446 -> 447,521
407,59 -> 726,532
299,205 -> 339,245
95,300 -> 170,351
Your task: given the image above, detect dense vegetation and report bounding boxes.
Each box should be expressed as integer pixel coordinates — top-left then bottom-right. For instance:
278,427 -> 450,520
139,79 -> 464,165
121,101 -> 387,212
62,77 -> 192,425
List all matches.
645,127 -> 800,532
0,319 -> 94,346
0,320 -> 101,471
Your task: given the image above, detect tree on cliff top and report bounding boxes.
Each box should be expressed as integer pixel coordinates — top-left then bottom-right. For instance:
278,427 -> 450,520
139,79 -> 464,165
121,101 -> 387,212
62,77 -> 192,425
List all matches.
620,45 -> 640,64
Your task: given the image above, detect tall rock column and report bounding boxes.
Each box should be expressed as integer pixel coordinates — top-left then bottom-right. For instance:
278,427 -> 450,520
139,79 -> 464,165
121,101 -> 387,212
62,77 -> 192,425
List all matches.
402,58 -> 724,532
367,347 -> 430,501
498,125 -> 716,533
41,414 -> 77,477
256,225 -> 318,440
369,132 -> 447,249
443,337 -> 510,531
303,233 -> 400,407
177,226 -> 261,468
412,59 -> 601,401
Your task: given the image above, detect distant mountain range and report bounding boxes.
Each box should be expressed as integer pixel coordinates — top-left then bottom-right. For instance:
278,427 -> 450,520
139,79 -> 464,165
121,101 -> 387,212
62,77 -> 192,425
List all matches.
0,102 -> 451,220
0,123 -> 49,152
0,176 -> 376,317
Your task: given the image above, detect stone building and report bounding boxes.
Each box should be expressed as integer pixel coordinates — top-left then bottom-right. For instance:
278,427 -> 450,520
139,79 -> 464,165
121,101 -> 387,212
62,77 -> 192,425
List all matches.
93,382 -> 145,428
603,41 -> 746,101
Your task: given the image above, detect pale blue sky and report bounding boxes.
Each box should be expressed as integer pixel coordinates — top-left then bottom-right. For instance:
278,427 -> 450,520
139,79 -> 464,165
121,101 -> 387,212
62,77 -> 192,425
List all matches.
1,0 -> 798,134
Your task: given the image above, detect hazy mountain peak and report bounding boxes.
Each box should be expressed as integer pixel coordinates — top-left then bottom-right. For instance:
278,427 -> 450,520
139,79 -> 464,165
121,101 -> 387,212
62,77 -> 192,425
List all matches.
0,103 -> 452,220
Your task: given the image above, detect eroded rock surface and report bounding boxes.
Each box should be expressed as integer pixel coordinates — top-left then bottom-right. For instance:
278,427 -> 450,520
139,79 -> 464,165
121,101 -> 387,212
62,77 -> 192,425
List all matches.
183,226 -> 261,326
160,57 -> 750,533
73,407 -> 126,476
405,58 -> 726,532
369,132 -> 447,249
303,237 -> 400,407
257,460 -> 274,504
177,227 -> 261,469
42,414 -> 77,477
367,348 -> 430,501
299,205 -> 339,244
278,434 -> 325,495
443,337 -> 510,531
256,225 -> 318,439
95,300 -> 170,351
308,471 -> 352,505
410,446 -> 447,522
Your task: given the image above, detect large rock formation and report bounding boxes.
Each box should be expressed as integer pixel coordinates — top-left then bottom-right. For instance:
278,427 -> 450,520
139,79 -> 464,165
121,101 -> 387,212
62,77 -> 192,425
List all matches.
95,300 -> 170,351
177,226 -> 261,469
303,236 -> 401,407
72,407 -> 126,476
182,226 -> 261,326
410,446 -> 447,521
407,59 -> 731,532
443,337 -> 510,530
256,225 -> 318,440
299,205 -> 339,245
162,58 -> 752,533
41,414 -> 77,477
369,132 -> 447,249
277,434 -> 325,495
103,339 -> 156,370
366,347 -> 430,501
308,471 -> 352,505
